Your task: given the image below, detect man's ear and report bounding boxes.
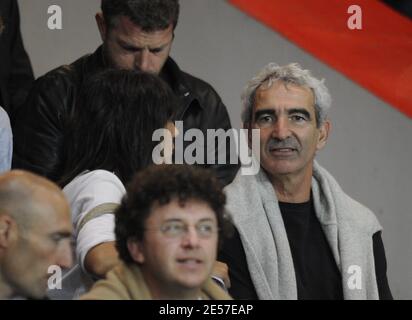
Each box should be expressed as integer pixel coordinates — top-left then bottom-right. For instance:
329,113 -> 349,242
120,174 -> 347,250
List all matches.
0,215 -> 15,249
127,238 -> 145,264
95,12 -> 108,41
316,119 -> 331,151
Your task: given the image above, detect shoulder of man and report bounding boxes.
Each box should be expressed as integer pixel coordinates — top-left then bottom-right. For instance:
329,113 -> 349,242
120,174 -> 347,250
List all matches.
12,50 -> 100,124
313,163 -> 382,234
35,52 -> 94,90
224,171 -> 253,202
166,58 -> 225,107
340,192 -> 383,234
79,264 -> 131,300
10,51 -> 99,180
179,69 -> 224,105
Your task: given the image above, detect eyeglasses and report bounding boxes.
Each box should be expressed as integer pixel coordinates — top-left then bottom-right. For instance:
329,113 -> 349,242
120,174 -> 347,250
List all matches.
145,220 -> 219,239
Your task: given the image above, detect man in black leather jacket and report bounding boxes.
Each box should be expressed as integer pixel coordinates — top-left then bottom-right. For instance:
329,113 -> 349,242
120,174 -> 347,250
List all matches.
12,0 -> 239,186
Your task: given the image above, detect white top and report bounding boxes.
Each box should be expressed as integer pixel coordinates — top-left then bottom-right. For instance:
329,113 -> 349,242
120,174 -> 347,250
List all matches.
48,170 -> 125,299
0,107 -> 12,173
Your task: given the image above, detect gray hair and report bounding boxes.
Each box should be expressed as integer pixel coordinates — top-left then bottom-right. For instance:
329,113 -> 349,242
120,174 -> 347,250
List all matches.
241,63 -> 331,127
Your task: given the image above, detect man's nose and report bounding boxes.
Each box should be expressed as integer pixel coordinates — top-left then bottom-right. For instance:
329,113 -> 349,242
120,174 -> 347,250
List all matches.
135,49 -> 151,72
56,242 -> 73,269
181,226 -> 201,248
271,116 -> 290,140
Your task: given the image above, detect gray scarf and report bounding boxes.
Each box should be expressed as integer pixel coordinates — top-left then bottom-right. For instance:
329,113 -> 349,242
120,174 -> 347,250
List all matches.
224,161 -> 381,300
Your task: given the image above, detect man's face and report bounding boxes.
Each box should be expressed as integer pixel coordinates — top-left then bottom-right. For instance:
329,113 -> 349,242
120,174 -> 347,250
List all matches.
1,192 -> 72,299
98,15 -> 173,74
250,80 -> 329,180
129,199 -> 218,297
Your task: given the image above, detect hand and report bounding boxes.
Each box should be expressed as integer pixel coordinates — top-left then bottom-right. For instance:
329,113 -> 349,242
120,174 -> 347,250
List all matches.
212,261 -> 231,289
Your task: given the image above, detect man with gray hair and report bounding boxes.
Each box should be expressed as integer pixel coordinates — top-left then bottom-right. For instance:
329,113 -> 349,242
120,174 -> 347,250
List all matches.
218,63 -> 392,300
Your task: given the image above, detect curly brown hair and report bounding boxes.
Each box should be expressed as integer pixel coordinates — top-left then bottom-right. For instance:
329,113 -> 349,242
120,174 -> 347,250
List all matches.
115,164 -> 233,264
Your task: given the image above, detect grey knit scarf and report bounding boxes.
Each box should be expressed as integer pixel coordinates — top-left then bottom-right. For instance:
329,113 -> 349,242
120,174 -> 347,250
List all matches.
224,161 -> 382,300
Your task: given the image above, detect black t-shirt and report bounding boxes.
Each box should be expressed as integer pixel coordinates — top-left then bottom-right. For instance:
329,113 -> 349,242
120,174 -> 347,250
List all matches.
219,198 -> 393,300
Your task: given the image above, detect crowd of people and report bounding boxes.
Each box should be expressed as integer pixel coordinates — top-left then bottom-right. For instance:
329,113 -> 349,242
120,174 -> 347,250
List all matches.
0,0 -> 392,300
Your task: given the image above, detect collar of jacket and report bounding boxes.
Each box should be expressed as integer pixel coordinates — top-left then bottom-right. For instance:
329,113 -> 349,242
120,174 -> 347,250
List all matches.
94,45 -> 203,106
160,58 -> 205,114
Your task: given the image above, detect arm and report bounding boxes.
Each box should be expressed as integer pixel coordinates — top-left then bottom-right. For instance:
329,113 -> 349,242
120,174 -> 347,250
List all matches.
11,70 -> 74,181
84,241 -> 119,278
72,173 -> 125,279
76,212 -> 119,279
212,261 -> 231,289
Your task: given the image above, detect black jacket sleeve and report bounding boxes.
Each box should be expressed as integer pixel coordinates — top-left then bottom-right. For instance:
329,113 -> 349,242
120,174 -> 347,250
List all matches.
373,231 -> 393,300
11,69 -> 76,181
201,89 -> 240,187
179,77 -> 239,187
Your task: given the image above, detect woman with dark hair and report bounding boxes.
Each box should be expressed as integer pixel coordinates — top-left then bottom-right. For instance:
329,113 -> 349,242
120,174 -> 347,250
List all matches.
50,69 -> 178,299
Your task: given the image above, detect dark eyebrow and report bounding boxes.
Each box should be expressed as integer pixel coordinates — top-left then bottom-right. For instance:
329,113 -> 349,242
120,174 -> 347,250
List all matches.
197,218 -> 215,223
254,109 -> 276,119
163,218 -> 183,223
118,39 -> 169,52
288,108 -> 311,119
118,40 -> 142,51
163,218 -> 214,224
149,42 -> 170,51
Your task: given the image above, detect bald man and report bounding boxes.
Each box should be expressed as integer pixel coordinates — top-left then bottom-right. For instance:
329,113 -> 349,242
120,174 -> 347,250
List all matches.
0,170 -> 73,299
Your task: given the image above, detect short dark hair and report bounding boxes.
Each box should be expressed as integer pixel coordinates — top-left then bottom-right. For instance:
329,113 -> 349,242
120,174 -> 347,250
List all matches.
59,70 -> 177,187
115,164 -> 233,264
101,0 -> 180,32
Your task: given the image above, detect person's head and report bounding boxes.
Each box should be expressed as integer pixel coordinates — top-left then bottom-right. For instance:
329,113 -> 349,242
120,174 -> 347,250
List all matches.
242,63 -> 331,180
115,164 -> 232,299
0,171 -> 72,299
60,69 -> 178,187
96,0 -> 180,74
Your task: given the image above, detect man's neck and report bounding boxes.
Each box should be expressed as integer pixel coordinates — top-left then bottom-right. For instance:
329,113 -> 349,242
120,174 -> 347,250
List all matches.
147,281 -> 203,300
150,287 -> 203,300
268,167 -> 313,203
141,269 -> 203,300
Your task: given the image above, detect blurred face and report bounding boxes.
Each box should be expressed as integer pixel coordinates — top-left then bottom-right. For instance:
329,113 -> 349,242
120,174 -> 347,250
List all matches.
97,14 -> 173,74
128,199 -> 218,299
0,192 -> 72,299
250,81 -> 329,180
